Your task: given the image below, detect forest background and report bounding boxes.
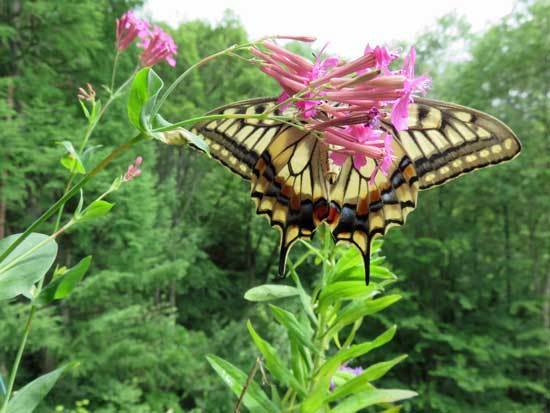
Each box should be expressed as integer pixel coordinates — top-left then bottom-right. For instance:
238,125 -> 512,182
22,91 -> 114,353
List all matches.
0,0 -> 548,411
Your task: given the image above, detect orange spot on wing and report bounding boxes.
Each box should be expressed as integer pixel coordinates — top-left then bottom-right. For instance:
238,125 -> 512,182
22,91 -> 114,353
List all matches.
404,165 -> 415,181
369,188 -> 381,203
357,197 -> 369,216
326,205 -> 340,224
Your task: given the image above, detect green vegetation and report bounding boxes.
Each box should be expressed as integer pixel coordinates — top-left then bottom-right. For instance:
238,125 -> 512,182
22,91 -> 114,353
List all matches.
0,0 -> 548,412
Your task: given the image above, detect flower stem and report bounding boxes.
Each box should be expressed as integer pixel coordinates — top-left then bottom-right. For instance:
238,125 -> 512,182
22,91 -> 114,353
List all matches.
152,113 -> 292,133
151,41 -> 258,119
0,220 -> 71,413
0,134 -> 145,265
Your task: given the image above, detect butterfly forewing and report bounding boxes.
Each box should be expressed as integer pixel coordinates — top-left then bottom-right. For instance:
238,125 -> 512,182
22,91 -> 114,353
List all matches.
387,98 -> 521,189
192,98 -> 287,180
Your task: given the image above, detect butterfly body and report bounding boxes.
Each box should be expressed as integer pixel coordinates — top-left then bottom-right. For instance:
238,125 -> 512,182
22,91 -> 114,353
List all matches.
177,97 -> 521,283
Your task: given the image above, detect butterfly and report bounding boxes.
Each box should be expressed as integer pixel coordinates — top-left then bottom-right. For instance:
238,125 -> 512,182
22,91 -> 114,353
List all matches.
166,97 -> 521,284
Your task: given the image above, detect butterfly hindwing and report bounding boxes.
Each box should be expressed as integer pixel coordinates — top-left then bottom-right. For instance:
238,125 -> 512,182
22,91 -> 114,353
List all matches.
387,97 -> 522,189
328,139 -> 419,282
252,128 -> 329,275
193,98 -> 329,276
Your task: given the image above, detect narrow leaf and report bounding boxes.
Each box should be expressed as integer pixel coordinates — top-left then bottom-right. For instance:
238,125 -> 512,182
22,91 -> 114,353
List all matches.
247,321 -> 306,396
206,355 -> 278,413
301,326 -> 397,413
244,284 -> 300,302
326,355 -> 408,403
324,295 -> 402,339
7,364 -> 72,413
332,389 -> 417,413
269,305 -> 317,353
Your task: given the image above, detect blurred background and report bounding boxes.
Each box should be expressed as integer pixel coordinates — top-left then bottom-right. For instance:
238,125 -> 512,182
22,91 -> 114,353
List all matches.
0,0 -> 548,412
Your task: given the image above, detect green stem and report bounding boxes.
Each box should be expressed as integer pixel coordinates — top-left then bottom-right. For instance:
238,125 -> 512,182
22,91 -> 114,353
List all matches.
0,134 -> 145,265
53,71 -> 134,233
152,43 -> 248,119
152,113 -> 292,133
0,220 -> 72,413
110,51 -> 120,95
1,305 -> 35,413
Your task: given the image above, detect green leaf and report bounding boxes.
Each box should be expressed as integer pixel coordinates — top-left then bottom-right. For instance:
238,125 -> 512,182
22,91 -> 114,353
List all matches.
0,233 -> 58,301
78,100 -> 90,119
323,295 -> 402,340
77,200 -> 114,223
244,284 -> 300,302
36,256 -> 92,305
302,326 -> 397,413
127,67 -> 164,132
289,268 -> 317,326
332,389 -> 417,413
290,336 -> 309,387
206,355 -> 278,413
246,321 -> 306,396
7,364 -> 72,413
81,145 -> 103,164
269,305 -> 317,353
326,355 -> 408,403
59,141 -> 86,174
319,281 -> 380,310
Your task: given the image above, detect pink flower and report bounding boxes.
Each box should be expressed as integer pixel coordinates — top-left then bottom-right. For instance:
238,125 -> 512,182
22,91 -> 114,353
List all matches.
253,40 -> 430,181
363,44 -> 397,74
390,47 -> 431,131
116,11 -> 149,51
123,156 -> 143,181
139,26 -> 178,67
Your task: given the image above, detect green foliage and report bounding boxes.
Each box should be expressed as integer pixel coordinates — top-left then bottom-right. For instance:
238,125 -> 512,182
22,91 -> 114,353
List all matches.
0,233 -> 58,300
0,0 -> 547,412
6,364 -> 71,413
211,237 -> 413,412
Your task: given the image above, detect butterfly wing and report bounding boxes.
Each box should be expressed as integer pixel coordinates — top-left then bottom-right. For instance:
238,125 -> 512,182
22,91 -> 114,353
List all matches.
182,98 -> 285,179
328,140 -> 420,283
252,128 -> 329,275
191,98 -> 329,276
187,97 -> 521,283
329,98 -> 521,283
386,97 -> 522,190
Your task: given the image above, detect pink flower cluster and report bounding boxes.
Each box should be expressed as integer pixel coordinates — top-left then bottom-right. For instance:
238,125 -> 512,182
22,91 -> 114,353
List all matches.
123,156 -> 143,181
116,11 -> 177,67
253,40 -> 430,180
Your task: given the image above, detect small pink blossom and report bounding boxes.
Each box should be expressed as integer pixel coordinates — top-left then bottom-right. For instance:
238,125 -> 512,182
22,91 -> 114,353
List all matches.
77,83 -> 95,101
390,47 -> 431,131
123,156 -> 143,181
116,11 -> 149,51
363,44 -> 397,74
139,26 -> 178,67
